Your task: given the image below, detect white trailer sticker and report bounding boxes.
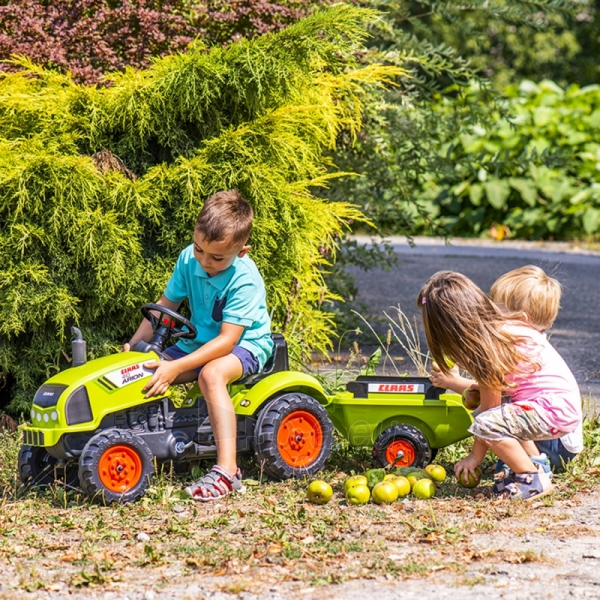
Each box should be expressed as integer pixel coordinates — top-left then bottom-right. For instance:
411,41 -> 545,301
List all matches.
104,363 -> 154,388
368,383 -> 425,394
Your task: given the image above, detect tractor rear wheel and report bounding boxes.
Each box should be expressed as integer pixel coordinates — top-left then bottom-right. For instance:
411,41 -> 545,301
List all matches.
18,445 -> 78,488
254,392 -> 333,480
372,424 -> 432,469
78,429 -> 154,503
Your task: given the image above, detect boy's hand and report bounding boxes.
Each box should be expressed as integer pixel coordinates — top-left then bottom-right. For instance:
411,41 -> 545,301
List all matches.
429,360 -> 460,389
454,454 -> 482,482
122,343 -> 131,352
142,360 -> 181,398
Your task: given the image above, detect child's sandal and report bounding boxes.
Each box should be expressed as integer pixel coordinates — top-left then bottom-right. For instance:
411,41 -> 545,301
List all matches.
502,467 -> 553,502
184,465 -> 246,501
492,471 -> 514,495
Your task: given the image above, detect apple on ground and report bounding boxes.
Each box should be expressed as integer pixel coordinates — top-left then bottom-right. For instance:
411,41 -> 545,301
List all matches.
412,478 -> 436,499
345,484 -> 370,505
306,480 -> 333,504
390,476 -> 411,498
344,475 -> 368,494
371,481 -> 399,504
425,464 -> 447,483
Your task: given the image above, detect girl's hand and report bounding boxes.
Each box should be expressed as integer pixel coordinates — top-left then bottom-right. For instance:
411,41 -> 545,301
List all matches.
454,453 -> 482,482
142,360 -> 181,398
429,361 -> 460,389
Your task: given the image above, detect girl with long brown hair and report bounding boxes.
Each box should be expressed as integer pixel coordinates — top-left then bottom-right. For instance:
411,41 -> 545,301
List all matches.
418,271 -> 581,501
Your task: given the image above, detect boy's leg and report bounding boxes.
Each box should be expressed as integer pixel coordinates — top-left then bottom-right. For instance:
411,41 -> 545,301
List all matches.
162,346 -> 201,384
535,439 -> 577,473
197,354 -> 243,475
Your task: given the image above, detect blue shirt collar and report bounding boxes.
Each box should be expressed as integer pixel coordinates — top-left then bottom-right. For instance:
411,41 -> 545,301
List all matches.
194,258 -> 238,291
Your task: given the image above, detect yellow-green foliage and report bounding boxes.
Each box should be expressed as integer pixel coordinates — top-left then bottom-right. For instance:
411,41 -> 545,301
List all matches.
0,5 -> 402,414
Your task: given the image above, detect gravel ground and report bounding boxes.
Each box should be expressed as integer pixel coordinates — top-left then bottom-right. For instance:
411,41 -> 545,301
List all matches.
3,489 -> 600,600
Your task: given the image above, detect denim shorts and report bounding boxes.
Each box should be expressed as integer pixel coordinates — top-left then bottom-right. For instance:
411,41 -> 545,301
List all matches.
535,439 -> 577,472
163,345 -> 260,379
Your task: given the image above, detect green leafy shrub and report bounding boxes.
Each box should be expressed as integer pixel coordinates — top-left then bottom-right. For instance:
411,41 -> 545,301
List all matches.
0,5 -> 399,415
417,79 -> 600,239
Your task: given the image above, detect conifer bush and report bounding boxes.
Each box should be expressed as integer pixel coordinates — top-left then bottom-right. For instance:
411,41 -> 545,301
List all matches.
0,5 -> 399,415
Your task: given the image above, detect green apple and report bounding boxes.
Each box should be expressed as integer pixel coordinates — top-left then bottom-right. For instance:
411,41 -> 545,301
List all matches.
345,484 -> 370,505
344,475 -> 368,494
390,476 -> 411,498
425,464 -> 447,483
306,480 -> 333,504
371,481 -> 399,504
458,467 -> 482,489
412,478 -> 436,499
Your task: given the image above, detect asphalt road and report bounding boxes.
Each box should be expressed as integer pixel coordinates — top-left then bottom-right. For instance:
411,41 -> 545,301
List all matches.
347,236 -> 600,403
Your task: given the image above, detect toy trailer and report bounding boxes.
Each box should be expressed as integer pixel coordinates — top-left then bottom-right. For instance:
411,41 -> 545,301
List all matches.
325,376 -> 473,468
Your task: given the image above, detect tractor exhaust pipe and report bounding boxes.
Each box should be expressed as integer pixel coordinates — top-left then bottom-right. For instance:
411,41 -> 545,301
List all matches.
71,326 -> 87,367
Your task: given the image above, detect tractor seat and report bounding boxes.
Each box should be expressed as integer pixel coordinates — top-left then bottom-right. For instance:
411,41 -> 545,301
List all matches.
238,333 -> 289,385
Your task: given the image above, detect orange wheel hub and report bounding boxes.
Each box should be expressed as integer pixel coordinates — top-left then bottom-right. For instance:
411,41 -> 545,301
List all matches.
385,439 -> 415,467
277,410 -> 323,468
98,445 -> 143,493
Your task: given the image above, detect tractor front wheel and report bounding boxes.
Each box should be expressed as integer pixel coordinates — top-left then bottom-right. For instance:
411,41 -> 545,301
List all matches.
78,430 -> 154,503
372,424 -> 432,469
254,392 -> 333,480
18,445 -> 78,488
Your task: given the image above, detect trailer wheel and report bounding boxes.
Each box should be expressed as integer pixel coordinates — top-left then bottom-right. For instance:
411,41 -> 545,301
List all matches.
372,424 -> 431,469
254,393 -> 333,480
78,430 -> 154,504
18,445 -> 79,488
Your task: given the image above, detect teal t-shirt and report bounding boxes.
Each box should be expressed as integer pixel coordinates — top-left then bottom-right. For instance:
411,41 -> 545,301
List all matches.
164,244 -> 273,370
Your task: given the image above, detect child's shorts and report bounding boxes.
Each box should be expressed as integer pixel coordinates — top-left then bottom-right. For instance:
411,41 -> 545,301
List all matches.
469,402 -> 566,442
163,345 -> 260,378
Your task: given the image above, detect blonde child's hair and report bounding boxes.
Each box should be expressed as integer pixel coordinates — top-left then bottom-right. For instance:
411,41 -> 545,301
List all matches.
489,265 -> 561,332
417,271 -> 530,391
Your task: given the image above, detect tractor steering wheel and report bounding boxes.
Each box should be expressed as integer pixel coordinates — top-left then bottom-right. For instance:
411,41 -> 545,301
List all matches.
133,303 -> 197,354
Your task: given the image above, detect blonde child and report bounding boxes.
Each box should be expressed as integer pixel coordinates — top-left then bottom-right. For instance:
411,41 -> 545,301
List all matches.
419,271 -> 581,501
430,266 -> 583,473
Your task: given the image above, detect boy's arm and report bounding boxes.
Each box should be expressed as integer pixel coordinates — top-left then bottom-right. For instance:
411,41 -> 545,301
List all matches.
142,322 -> 244,398
123,295 -> 181,351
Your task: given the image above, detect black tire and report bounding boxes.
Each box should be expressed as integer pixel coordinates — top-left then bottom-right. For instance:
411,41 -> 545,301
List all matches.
18,445 -> 79,488
372,424 -> 432,469
254,392 -> 333,480
78,429 -> 154,504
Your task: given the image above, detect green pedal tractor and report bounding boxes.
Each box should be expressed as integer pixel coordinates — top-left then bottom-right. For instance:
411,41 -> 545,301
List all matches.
19,304 -> 473,503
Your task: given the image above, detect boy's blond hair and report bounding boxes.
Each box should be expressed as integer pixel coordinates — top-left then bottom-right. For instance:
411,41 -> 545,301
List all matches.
195,189 -> 253,246
489,265 -> 561,332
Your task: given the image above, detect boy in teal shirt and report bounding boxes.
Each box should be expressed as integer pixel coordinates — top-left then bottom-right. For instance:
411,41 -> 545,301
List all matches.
125,190 -> 273,500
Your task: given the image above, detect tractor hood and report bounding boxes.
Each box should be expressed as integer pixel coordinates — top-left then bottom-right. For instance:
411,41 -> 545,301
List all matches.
24,351 -> 164,447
